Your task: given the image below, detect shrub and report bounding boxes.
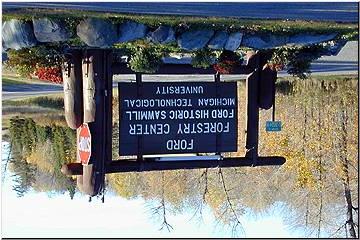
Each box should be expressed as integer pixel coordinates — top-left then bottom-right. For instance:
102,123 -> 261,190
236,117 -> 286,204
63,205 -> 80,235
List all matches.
191,49 -> 215,69
28,96 -> 64,109
213,50 -> 243,74
268,45 -> 326,79
6,49 -> 37,77
6,45 -> 64,78
128,46 -> 162,73
35,67 -> 63,83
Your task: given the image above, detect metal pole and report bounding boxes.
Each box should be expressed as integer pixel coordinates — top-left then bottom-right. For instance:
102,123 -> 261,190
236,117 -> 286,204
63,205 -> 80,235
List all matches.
272,95 -> 276,121
105,50 -> 113,167
136,73 -> 143,162
101,49 -> 113,201
214,72 -> 221,156
245,52 -> 261,166
272,69 -> 277,121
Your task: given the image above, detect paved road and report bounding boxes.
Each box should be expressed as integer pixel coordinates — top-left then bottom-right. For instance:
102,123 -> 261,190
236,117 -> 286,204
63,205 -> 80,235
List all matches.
2,82 -> 63,100
309,41 -> 358,75
3,2 -> 358,23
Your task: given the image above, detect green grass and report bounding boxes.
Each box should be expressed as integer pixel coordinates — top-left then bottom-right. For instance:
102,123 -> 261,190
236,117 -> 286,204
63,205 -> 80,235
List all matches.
275,74 -> 358,96
2,77 -> 25,85
2,95 -> 65,133
2,75 -> 48,85
2,112 -> 67,136
3,96 -> 64,110
2,8 -> 358,40
278,74 -> 358,83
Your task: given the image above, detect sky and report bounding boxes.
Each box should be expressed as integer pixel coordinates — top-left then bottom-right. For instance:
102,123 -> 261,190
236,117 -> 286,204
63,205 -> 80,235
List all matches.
1,183 -> 299,238
1,141 -> 305,238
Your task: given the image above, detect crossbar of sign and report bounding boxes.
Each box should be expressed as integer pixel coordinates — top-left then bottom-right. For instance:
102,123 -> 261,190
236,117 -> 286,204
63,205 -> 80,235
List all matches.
78,136 -> 91,152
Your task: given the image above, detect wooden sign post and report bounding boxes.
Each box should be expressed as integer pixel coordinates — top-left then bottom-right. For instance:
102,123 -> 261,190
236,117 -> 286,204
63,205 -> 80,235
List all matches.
81,49 -> 113,196
61,49 -> 284,198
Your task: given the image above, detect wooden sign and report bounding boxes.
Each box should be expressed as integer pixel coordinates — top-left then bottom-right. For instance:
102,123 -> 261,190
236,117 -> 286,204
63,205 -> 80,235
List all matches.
118,82 -> 238,155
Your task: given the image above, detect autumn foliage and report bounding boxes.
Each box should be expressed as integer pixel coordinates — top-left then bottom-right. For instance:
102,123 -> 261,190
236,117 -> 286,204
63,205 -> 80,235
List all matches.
213,50 -> 242,74
35,67 -> 63,84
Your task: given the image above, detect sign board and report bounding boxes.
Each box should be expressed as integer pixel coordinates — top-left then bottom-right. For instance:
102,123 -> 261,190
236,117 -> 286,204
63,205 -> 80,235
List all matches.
266,121 -> 282,132
118,82 -> 238,155
77,123 -> 92,165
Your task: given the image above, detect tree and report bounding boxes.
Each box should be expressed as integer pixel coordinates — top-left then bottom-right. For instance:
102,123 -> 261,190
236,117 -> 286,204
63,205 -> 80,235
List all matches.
8,117 -> 78,198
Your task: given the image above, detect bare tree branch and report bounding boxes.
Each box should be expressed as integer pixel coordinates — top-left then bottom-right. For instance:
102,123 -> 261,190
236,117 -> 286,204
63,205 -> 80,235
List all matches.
328,223 -> 347,238
305,194 -> 309,227
218,168 -> 244,237
159,198 -> 173,232
189,198 -> 204,222
189,169 -> 209,223
148,172 -> 174,232
159,172 -> 173,232
2,143 -> 12,183
201,168 -> 208,202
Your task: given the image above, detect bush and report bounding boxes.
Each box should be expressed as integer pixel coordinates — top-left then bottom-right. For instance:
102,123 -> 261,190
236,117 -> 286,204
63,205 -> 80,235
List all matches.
128,46 -> 162,73
268,45 -> 326,79
6,45 -> 64,78
29,96 -> 64,109
213,50 -> 243,74
35,67 -> 63,83
8,117 -> 76,197
191,49 -> 215,69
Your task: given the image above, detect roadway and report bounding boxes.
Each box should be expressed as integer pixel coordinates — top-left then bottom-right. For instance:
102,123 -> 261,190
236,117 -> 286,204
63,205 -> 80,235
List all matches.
2,2 -> 358,23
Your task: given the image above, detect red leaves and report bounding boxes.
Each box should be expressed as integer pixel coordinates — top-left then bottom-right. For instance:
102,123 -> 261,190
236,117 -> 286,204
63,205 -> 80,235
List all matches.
267,63 -> 285,71
213,50 -> 242,74
213,60 -> 238,74
35,67 -> 63,84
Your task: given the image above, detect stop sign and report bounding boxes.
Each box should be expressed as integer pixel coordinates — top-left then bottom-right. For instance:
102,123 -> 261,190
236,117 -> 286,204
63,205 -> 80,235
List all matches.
77,123 -> 92,165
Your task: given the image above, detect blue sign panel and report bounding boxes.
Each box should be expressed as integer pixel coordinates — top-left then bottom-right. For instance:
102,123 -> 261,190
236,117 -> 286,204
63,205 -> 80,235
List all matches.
266,121 -> 282,132
118,82 -> 238,155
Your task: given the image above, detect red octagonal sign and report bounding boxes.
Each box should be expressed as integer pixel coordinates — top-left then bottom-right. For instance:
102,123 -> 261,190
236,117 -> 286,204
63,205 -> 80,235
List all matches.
77,123 -> 91,165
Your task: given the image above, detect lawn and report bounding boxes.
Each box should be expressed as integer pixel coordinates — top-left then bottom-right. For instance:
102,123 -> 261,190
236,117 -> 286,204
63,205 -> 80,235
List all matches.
2,75 -> 49,85
2,77 -> 30,85
2,94 -> 65,138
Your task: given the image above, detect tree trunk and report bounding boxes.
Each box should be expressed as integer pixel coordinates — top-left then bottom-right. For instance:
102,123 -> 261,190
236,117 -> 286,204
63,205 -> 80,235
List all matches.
344,181 -> 356,238
340,108 -> 357,238
317,104 -> 323,238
